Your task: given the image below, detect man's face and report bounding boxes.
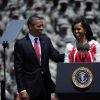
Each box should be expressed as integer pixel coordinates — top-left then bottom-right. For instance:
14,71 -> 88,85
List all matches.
29,19 -> 44,36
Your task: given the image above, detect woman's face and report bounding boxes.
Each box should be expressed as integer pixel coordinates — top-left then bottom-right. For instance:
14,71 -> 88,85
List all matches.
73,22 -> 87,42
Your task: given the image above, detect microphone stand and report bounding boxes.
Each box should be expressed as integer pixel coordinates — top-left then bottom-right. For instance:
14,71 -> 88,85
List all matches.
1,41 -> 8,100
81,53 -> 86,62
79,50 -> 86,62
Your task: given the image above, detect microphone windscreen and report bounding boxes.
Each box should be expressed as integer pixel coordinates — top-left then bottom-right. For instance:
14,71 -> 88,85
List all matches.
76,42 -> 83,51
84,43 -> 90,51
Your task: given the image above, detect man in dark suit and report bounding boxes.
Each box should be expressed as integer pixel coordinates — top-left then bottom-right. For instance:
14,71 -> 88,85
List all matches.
14,15 -> 64,100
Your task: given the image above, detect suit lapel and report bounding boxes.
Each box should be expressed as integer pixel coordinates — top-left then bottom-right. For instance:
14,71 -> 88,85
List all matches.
39,35 -> 45,66
25,35 -> 39,65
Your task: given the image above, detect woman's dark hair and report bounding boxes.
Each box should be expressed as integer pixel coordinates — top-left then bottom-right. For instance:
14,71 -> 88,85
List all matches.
72,17 -> 93,41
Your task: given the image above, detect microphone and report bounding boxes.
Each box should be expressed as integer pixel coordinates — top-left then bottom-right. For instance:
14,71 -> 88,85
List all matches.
83,43 -> 90,52
77,43 -> 90,62
77,43 -> 83,52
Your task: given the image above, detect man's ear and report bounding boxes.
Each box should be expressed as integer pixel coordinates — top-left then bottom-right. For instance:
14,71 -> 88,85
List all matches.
28,24 -> 32,30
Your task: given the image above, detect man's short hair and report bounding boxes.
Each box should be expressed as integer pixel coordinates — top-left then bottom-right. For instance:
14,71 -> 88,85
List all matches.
27,14 -> 44,26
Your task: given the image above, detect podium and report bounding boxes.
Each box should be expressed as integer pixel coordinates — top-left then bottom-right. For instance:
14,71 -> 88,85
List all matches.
56,63 -> 100,100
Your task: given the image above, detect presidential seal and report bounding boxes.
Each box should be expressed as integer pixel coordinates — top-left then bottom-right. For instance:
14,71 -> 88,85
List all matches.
72,67 -> 93,89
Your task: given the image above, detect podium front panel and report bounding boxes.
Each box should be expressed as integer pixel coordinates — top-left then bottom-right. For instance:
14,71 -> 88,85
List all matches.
56,63 -> 100,94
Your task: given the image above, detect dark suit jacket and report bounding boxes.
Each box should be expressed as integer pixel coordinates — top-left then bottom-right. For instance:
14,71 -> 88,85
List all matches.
14,34 -> 64,98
